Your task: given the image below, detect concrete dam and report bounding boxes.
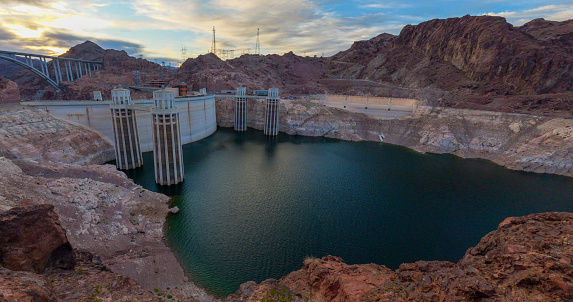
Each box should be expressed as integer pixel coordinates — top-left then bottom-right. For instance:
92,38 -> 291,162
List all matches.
22,87 -> 283,185
23,95 -> 217,153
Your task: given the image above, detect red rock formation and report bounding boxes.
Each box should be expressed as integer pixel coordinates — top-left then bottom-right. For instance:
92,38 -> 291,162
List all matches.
176,52 -> 329,95
395,15 -> 573,95
228,212 -> 573,301
59,40 -> 105,62
4,16 -> 573,116
519,18 -> 573,50
0,77 -> 20,104
0,204 -> 75,273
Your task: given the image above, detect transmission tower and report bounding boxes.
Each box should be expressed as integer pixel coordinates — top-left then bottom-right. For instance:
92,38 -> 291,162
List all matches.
181,46 -> 187,63
255,28 -> 261,55
211,26 -> 216,54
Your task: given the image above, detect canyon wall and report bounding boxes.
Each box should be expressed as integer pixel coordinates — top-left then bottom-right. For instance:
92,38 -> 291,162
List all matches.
216,98 -> 573,178
0,104 -> 115,165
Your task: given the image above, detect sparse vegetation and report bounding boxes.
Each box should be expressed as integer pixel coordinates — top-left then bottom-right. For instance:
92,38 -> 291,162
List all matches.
303,255 -> 317,266
262,286 -> 294,302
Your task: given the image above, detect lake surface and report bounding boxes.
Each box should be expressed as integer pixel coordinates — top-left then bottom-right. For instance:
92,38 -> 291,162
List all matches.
122,128 -> 573,298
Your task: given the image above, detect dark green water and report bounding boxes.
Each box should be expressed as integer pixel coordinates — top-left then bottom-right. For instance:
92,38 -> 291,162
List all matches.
122,128 -> 573,298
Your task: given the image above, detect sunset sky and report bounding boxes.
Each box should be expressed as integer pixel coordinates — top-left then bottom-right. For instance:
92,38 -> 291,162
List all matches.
0,0 -> 572,65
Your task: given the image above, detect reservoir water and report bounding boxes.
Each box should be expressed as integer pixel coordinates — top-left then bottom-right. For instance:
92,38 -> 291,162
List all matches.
122,128 -> 573,298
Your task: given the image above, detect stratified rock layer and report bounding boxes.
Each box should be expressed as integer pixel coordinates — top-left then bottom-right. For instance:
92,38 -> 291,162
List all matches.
229,213 -> 573,301
0,268 -> 53,302
0,105 -> 114,165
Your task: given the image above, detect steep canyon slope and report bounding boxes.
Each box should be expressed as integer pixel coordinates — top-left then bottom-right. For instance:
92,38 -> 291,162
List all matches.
330,15 -> 573,116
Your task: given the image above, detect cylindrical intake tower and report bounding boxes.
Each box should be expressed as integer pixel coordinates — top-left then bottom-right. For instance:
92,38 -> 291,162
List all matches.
234,87 -> 247,131
110,87 -> 143,170
151,89 -> 184,185
264,88 -> 280,136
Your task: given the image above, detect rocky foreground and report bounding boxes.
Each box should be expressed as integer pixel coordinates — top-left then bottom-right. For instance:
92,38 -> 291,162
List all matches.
228,213 -> 573,301
216,98 -> 573,178
0,105 -> 217,301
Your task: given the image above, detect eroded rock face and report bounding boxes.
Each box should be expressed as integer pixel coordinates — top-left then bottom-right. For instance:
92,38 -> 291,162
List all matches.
230,213 -> 573,301
0,105 -> 114,165
0,204 -> 75,273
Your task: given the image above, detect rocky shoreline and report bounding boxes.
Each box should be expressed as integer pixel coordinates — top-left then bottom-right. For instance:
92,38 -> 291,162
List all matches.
216,98 -> 573,178
228,212 -> 573,301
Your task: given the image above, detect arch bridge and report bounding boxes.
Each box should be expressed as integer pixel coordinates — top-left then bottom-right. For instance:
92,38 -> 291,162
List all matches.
0,50 -> 103,92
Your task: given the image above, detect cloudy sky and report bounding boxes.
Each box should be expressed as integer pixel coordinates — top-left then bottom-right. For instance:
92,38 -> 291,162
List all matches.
0,0 -> 572,65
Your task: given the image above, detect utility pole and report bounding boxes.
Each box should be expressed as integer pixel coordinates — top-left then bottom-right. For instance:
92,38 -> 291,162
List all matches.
211,26 -> 216,54
255,28 -> 261,55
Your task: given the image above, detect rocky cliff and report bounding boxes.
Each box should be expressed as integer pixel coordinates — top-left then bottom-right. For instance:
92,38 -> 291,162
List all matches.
229,212 -> 573,301
216,98 -> 573,177
0,105 -> 218,301
176,52 -> 328,95
394,15 -> 573,95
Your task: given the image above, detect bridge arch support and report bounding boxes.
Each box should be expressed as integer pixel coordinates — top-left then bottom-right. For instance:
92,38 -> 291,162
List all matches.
0,50 -> 103,92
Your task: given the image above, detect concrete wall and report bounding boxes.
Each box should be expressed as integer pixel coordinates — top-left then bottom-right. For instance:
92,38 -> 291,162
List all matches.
23,95 -> 217,153
326,95 -> 417,111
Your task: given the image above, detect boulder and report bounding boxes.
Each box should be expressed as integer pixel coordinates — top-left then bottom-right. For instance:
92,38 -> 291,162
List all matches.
0,204 -> 75,273
0,77 -> 20,104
